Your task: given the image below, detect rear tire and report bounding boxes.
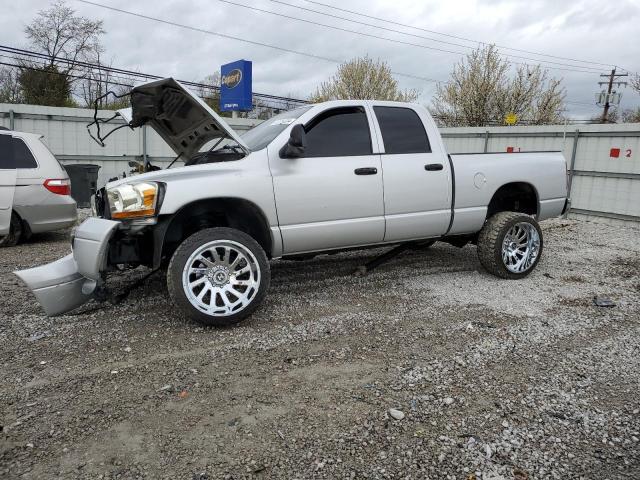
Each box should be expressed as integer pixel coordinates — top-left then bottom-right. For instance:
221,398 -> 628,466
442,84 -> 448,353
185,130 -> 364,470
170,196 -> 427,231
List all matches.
477,212 -> 543,279
0,212 -> 22,248
167,227 -> 270,327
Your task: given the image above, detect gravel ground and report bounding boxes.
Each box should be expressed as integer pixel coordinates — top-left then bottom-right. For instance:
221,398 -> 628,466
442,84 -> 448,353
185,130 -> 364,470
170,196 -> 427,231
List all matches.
1,217 -> 639,479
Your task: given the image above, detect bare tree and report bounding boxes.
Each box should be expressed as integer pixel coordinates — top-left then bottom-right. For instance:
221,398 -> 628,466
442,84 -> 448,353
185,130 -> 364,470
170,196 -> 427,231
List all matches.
590,108 -> 619,124
78,52 -> 133,109
19,0 -> 105,106
25,0 -> 105,78
621,107 -> 640,123
431,45 -> 566,126
195,73 -> 227,115
590,106 -> 640,124
631,74 -> 640,94
0,66 -> 22,103
310,56 -> 418,102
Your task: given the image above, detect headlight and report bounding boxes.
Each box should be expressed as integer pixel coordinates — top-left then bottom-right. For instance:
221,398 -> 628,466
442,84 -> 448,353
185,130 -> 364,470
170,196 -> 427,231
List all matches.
106,182 -> 159,219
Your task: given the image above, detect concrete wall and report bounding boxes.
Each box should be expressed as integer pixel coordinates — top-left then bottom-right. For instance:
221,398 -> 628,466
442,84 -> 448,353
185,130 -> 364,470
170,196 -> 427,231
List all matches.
2,103 -> 639,226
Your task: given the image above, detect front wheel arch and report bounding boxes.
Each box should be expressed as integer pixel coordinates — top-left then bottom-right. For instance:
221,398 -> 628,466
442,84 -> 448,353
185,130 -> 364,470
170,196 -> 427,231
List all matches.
155,197 -> 273,268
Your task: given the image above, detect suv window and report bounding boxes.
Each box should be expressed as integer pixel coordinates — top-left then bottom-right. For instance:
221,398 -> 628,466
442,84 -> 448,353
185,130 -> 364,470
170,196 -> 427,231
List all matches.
13,138 -> 38,168
374,106 -> 431,154
0,134 -> 14,169
304,107 -> 372,157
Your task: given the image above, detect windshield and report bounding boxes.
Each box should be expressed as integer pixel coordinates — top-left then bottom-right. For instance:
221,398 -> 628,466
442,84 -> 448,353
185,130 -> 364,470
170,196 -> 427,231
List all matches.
241,106 -> 311,151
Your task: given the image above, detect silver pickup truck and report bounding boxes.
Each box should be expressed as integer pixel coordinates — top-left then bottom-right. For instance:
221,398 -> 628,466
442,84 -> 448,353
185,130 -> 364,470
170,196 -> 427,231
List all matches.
16,78 -> 569,326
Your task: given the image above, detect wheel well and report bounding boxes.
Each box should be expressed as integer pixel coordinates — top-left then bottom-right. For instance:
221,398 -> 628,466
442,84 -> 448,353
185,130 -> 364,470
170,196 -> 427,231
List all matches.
160,198 -> 273,265
9,208 -> 32,238
487,182 -> 538,219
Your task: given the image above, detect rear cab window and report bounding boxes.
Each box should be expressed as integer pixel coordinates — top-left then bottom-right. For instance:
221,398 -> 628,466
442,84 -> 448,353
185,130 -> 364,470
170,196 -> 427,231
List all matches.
374,106 -> 431,154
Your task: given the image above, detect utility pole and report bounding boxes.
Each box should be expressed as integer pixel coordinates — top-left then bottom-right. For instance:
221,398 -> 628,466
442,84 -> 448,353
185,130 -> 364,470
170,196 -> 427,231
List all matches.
597,68 -> 628,123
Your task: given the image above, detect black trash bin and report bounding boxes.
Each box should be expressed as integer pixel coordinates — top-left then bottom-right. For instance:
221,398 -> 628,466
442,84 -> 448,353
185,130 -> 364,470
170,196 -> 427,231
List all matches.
64,164 -> 101,208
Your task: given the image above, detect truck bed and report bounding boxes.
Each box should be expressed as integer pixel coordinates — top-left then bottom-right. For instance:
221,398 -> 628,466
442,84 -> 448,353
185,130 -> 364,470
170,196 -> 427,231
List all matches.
447,151 -> 568,235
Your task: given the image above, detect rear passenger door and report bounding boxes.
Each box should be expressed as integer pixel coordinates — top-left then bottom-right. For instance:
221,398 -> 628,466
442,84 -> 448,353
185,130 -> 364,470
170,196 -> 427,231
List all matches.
0,134 -> 17,235
373,106 -> 452,242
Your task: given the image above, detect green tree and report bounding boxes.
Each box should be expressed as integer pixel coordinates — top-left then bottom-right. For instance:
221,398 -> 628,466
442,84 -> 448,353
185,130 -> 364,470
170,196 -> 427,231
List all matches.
310,56 -> 418,102
431,45 -> 566,126
19,65 -> 73,107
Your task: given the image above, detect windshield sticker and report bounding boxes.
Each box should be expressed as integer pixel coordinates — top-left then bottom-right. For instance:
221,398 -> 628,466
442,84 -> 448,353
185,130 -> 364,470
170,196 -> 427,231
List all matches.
270,118 -> 296,125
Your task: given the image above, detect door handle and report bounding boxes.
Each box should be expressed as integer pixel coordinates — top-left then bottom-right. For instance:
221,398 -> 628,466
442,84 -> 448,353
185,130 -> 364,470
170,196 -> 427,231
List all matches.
354,167 -> 378,175
425,163 -> 444,171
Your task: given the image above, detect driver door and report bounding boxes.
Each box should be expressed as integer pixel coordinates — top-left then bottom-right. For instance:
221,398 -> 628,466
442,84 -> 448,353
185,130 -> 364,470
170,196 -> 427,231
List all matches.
268,105 -> 384,254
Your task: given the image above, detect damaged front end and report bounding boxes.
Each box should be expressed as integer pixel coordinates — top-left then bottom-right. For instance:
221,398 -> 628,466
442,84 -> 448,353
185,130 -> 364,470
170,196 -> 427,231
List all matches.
14,218 -> 120,316
15,77 -> 253,316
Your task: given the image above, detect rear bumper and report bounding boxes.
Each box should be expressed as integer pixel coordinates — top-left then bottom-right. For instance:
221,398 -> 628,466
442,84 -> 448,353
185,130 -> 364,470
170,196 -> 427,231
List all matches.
14,193 -> 78,234
14,217 -> 120,316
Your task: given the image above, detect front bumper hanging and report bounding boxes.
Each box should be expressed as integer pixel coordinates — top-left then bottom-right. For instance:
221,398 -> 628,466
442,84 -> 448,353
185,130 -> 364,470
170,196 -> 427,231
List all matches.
14,218 -> 120,316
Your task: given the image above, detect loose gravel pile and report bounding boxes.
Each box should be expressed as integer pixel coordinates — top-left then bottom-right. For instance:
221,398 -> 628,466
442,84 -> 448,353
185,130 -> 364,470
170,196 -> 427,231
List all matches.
1,217 -> 639,479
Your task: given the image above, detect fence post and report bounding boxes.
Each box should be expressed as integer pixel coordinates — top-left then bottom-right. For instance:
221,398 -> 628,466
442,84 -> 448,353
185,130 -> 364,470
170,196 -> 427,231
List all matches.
565,129 -> 580,217
483,130 -> 489,153
9,109 -> 15,130
142,124 -> 148,170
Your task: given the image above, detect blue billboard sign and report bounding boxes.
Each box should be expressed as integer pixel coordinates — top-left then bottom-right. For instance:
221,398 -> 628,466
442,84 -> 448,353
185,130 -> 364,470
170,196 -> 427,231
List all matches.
220,60 -> 252,112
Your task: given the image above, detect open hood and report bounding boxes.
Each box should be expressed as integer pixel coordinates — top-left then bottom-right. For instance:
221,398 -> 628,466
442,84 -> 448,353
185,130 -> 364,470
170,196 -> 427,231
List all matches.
118,78 -> 250,159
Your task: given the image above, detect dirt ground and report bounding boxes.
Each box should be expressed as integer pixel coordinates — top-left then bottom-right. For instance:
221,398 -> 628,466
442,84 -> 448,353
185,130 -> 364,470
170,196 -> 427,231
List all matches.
1,217 -> 639,479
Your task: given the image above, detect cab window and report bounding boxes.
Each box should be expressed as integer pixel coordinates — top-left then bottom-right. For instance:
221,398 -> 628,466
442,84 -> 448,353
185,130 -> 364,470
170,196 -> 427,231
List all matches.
304,107 -> 372,157
374,106 -> 431,154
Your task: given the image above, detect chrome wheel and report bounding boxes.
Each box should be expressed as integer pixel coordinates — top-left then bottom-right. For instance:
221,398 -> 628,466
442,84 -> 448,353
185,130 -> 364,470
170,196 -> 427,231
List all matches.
501,222 -> 540,274
182,240 -> 261,316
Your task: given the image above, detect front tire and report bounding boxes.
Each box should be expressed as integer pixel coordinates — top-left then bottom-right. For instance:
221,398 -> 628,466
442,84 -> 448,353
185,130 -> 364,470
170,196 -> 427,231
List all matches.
477,212 -> 543,279
167,227 -> 270,326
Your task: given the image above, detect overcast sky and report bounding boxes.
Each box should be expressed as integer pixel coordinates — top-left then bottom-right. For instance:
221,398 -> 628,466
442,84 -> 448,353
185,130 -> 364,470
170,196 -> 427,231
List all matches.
1,0 -> 639,118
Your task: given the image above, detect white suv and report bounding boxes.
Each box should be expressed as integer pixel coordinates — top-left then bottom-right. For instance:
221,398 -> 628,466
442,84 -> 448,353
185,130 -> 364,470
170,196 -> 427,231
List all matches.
0,127 -> 77,247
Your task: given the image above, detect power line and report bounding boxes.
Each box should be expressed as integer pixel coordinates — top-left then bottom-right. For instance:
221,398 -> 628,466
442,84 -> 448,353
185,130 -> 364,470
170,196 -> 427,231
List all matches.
1,58 -> 308,113
263,0 -> 606,73
76,0 -> 440,83
3,58 -> 600,123
2,43 -> 603,114
216,0 -> 469,57
233,0 -> 605,73
299,0 -> 623,71
0,45 -> 310,107
77,0 -> 605,81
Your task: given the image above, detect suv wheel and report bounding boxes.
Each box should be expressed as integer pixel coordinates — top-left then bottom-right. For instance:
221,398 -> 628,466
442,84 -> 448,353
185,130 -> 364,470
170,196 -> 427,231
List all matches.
0,212 -> 22,248
477,212 -> 543,279
167,227 -> 270,326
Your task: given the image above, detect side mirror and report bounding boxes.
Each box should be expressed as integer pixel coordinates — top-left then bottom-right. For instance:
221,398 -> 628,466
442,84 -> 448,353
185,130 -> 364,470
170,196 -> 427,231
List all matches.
279,124 -> 306,158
